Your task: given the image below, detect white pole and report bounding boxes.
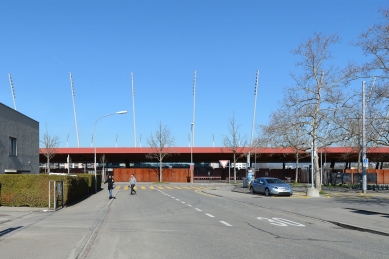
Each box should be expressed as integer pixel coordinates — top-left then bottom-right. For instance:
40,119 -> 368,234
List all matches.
192,70 -> 196,147
362,81 -> 367,194
131,72 -> 137,147
250,70 -> 259,147
311,141 -> 314,188
8,74 -> 17,110
69,72 -> 80,147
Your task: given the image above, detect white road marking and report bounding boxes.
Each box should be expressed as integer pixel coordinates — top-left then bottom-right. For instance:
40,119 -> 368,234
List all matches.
205,213 -> 215,218
220,221 -> 232,226
176,199 -> 180,201
187,204 -> 192,207
195,208 -> 202,212
181,201 -> 185,203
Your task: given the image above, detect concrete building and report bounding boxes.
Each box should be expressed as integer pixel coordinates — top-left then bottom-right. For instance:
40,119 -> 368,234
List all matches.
0,103 -> 39,174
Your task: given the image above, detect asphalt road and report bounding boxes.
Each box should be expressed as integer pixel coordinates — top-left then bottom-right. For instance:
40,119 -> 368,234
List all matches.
0,184 -> 388,259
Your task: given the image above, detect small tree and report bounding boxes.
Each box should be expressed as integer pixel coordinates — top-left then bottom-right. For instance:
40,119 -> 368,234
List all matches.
223,112 -> 247,183
100,154 -> 107,180
258,108 -> 310,183
146,122 -> 175,182
40,128 -> 60,173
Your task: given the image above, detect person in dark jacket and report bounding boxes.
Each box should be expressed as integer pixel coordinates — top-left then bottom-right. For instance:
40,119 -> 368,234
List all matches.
104,175 -> 114,199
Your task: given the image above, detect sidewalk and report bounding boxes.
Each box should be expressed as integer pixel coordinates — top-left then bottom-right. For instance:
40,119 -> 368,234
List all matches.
229,185 -> 389,237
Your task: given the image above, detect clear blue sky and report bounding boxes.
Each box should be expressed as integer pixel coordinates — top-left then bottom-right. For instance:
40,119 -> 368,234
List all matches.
1,0 -> 387,148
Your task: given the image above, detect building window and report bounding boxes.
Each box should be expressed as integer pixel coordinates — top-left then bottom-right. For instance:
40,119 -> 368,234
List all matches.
9,137 -> 17,156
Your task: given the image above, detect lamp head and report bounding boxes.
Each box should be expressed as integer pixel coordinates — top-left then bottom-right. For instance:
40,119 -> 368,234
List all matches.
116,111 -> 127,114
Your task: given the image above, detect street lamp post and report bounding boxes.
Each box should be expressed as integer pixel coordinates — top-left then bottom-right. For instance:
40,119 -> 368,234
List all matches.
94,111 -> 127,193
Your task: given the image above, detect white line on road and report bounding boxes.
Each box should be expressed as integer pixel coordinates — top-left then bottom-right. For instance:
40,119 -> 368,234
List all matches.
195,208 -> 202,212
205,213 -> 215,218
176,199 -> 180,201
220,221 -> 232,226
187,204 -> 192,207
181,201 -> 185,203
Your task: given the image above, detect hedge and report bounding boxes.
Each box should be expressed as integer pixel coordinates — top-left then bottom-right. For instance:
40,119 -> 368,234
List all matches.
0,174 -> 102,207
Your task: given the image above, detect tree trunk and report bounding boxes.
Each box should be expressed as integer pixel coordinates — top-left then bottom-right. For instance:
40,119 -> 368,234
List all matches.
295,152 -> 299,183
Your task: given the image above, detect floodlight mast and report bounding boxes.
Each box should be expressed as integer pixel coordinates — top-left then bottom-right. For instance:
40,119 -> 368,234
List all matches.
131,72 -> 137,147
192,70 -> 196,148
248,71 -> 259,170
8,74 -> 17,110
69,72 -> 80,147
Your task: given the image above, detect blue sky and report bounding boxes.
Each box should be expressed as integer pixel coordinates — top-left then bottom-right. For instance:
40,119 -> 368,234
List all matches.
1,0 -> 387,148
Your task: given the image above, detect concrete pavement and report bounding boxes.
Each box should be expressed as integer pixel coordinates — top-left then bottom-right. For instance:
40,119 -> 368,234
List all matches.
228,185 -> 389,237
1,183 -> 389,242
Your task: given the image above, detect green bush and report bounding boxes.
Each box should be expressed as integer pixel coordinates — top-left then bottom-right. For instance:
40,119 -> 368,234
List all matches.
0,174 -> 102,207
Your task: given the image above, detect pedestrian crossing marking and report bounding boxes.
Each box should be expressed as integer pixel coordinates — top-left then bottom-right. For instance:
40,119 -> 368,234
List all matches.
111,185 -> 217,191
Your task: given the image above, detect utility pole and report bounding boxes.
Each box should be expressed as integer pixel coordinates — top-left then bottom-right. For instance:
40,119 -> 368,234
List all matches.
8,74 -> 17,110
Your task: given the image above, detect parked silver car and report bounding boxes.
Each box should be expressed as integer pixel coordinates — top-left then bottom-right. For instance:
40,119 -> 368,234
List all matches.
250,177 -> 293,196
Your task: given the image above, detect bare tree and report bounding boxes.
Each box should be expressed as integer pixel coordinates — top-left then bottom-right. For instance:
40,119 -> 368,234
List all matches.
355,8 -> 389,80
354,8 -> 389,147
285,32 -> 354,191
40,128 -> 60,173
146,122 -> 175,182
258,107 -> 310,183
100,154 -> 107,180
223,112 -> 247,183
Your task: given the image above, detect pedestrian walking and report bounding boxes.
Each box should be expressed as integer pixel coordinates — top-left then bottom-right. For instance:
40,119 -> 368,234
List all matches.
130,174 -> 137,195
104,175 -> 115,199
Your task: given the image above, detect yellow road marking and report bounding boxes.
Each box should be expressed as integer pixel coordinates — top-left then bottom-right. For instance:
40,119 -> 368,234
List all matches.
166,186 -> 173,190
174,186 -> 182,189
157,186 -> 164,189
134,186 -> 137,190
116,186 -> 120,189
124,186 -> 129,190
141,186 -> 146,190
149,186 -> 155,190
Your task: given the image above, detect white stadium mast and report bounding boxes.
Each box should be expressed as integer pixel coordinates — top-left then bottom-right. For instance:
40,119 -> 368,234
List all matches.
131,72 -> 137,147
248,70 -> 259,169
192,70 -> 196,147
69,72 -> 80,147
8,74 -> 17,110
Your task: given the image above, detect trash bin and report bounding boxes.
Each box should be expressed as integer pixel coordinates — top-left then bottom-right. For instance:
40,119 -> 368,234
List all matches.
243,177 -> 248,188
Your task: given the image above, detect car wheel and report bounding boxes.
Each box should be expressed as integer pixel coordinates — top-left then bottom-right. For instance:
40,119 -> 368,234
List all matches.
250,186 -> 255,194
264,188 -> 270,196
